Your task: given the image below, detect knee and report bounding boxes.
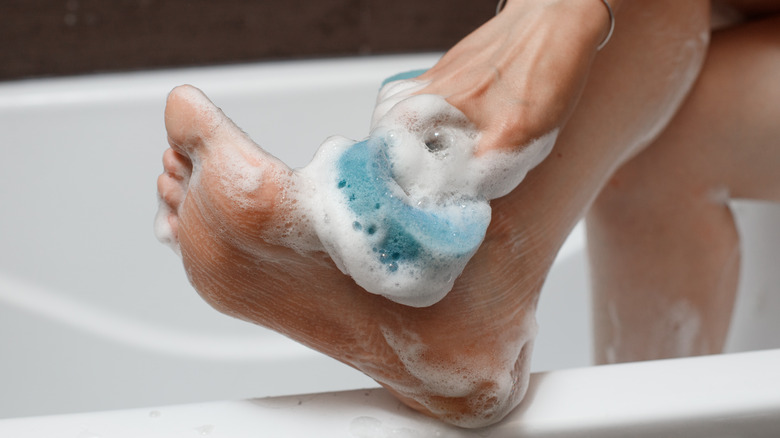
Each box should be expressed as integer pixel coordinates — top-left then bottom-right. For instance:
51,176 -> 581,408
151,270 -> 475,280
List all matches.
590,159 -> 667,223
590,155 -> 735,244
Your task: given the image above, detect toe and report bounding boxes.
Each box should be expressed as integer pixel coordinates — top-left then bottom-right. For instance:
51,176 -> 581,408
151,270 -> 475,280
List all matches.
162,148 -> 191,182
157,172 -> 185,209
163,84 -> 317,253
165,84 -> 228,156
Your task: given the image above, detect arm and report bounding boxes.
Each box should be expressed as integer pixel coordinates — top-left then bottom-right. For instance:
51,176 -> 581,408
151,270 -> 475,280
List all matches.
418,0 -> 620,155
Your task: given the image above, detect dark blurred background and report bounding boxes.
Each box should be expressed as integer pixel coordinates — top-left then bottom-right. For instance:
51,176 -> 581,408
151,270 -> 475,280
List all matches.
1,0 -> 495,81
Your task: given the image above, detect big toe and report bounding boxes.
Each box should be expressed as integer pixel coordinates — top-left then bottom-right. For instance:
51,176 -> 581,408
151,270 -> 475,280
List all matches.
165,84 -> 229,156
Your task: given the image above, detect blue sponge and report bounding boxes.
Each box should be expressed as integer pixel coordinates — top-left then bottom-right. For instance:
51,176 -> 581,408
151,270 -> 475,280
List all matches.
336,136 -> 488,273
380,69 -> 429,88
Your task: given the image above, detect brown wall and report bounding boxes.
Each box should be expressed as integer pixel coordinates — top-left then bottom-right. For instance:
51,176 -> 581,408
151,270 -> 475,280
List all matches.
1,0 -> 494,81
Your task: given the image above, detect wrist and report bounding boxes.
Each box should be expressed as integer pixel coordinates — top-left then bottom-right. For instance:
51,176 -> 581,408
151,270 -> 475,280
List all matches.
500,0 -> 616,52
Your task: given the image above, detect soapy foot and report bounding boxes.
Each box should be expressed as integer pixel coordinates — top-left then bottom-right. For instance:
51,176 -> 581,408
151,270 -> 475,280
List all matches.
156,84 -> 542,428
156,0 -> 711,427
156,86 -> 309,259
300,80 -> 556,307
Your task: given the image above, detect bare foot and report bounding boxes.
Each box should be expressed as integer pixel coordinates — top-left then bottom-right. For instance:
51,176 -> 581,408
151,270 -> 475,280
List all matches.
156,85 -> 541,428
156,0 -> 709,428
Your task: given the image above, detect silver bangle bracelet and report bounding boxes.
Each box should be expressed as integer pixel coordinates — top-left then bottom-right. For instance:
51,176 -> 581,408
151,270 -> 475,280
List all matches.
496,0 -> 615,51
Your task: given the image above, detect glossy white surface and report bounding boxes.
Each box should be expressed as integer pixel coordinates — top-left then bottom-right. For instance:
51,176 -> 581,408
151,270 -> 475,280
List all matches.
1,349 -> 778,437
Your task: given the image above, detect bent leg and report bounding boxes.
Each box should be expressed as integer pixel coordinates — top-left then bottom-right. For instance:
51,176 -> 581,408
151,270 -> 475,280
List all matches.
157,0 -> 710,428
588,15 -> 780,364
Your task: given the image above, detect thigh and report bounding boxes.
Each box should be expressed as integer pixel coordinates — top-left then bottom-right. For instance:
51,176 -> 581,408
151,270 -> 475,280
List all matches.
644,15 -> 780,202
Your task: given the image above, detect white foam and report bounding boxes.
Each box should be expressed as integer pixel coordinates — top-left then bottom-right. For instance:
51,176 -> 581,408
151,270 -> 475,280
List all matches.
154,197 -> 180,255
378,313 -> 538,427
296,77 -> 557,307
156,80 -> 557,307
215,146 -> 266,210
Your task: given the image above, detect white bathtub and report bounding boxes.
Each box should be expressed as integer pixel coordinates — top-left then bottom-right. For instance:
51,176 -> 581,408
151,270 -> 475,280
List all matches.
1,54 -> 779,434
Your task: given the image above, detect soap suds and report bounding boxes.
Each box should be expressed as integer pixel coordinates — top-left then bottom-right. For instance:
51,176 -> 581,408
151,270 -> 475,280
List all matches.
378,315 -> 538,427
154,198 -> 180,254
661,300 -> 702,357
605,298 -> 703,362
604,300 -> 622,364
214,147 -> 266,210
296,76 -> 557,307
157,76 -> 557,306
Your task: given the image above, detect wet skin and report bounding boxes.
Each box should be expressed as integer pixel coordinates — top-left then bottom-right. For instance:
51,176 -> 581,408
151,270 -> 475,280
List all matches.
157,0 -> 711,427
